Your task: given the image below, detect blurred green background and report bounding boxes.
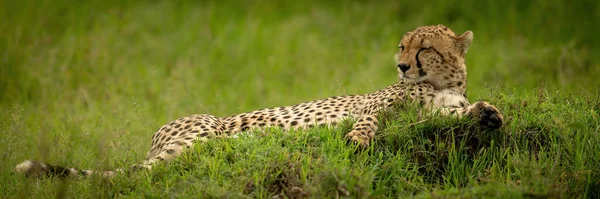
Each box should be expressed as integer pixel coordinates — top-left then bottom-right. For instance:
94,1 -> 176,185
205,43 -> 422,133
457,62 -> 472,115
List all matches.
2,0 -> 599,115
0,0 -> 599,197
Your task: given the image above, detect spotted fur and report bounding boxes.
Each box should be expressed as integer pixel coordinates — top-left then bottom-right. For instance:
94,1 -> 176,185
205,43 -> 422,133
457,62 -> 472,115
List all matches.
15,25 -> 503,178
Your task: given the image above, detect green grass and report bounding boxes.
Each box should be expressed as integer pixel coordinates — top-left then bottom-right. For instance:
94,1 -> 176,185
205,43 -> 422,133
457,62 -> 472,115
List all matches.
1,0 -> 599,198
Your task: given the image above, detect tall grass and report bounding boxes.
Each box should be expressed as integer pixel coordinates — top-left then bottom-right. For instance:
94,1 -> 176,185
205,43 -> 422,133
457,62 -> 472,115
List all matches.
1,0 -> 599,198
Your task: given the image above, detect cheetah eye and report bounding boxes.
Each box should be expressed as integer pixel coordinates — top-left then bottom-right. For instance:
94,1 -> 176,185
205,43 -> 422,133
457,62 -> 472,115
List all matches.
398,46 -> 404,51
420,47 -> 431,50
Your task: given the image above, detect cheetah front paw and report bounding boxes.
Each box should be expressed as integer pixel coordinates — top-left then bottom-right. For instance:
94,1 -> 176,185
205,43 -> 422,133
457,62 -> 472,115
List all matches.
345,128 -> 375,148
475,102 -> 503,129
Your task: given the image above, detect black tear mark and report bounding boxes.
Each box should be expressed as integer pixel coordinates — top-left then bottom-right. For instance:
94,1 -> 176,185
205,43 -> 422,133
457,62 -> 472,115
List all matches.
416,49 -> 423,69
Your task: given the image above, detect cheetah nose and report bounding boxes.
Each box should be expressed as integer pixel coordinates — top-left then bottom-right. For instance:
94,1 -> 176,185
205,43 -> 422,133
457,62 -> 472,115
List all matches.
397,63 -> 410,73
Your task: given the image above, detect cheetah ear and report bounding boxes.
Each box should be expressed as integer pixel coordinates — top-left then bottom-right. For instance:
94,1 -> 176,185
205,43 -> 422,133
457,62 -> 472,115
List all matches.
456,31 -> 473,56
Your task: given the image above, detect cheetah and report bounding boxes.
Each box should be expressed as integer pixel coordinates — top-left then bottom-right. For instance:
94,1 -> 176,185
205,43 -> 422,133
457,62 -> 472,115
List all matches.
15,25 -> 503,178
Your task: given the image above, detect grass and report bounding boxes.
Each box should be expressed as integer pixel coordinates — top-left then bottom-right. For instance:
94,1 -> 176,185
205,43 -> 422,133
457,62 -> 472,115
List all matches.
1,0 -> 599,198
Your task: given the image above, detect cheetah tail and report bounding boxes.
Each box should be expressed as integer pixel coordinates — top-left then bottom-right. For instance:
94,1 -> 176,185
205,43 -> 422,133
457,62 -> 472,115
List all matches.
15,160 -> 123,179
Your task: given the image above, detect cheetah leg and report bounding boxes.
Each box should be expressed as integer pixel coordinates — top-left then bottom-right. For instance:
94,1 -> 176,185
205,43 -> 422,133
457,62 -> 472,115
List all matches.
132,143 -> 188,171
345,114 -> 378,148
430,90 -> 503,128
439,101 -> 503,129
131,114 -> 228,172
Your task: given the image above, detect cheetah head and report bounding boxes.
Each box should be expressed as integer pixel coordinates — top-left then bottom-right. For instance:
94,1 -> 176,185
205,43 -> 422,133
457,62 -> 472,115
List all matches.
396,25 -> 472,93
